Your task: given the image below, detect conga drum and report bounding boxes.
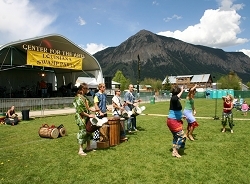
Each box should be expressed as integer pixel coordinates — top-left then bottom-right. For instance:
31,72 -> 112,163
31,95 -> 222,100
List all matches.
38,124 -> 59,139
57,124 -> 67,137
38,127 -> 59,139
107,117 -> 120,146
120,117 -> 127,142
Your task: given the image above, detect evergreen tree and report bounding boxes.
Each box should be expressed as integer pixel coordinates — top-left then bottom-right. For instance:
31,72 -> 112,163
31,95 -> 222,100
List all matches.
162,75 -> 171,90
112,70 -> 131,91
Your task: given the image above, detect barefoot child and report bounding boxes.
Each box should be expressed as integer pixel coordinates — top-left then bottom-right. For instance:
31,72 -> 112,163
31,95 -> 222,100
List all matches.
221,94 -> 234,133
183,84 -> 199,141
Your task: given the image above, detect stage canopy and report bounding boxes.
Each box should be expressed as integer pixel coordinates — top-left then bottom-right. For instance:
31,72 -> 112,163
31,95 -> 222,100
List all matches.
0,34 -> 103,95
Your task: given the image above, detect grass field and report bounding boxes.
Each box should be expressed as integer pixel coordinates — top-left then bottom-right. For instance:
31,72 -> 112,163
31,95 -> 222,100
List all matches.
1,98 -> 250,184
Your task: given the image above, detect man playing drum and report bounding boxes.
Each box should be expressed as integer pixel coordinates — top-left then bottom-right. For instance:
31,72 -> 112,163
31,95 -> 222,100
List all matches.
112,88 -> 128,140
124,84 -> 141,132
93,83 -> 108,141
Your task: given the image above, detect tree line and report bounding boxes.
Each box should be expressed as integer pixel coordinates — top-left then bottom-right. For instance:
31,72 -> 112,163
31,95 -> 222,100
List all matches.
112,70 -> 249,92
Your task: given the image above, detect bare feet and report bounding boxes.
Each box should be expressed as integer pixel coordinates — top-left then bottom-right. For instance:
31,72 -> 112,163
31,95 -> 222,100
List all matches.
172,151 -> 181,158
78,152 -> 87,156
222,128 -> 226,133
188,134 -> 195,141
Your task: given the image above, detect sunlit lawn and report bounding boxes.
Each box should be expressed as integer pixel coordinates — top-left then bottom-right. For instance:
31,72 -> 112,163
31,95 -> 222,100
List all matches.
0,98 -> 250,184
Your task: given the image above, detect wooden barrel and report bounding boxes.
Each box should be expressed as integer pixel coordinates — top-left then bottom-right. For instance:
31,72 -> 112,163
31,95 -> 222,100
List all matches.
38,127 -> 59,139
107,117 -> 120,146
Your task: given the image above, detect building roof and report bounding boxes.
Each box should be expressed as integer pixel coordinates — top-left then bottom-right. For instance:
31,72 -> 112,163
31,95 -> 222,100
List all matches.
190,74 -> 211,83
162,74 -> 211,84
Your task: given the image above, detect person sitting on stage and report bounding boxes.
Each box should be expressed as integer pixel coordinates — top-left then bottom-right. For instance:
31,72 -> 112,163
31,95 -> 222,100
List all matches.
5,106 -> 20,126
112,88 -> 128,140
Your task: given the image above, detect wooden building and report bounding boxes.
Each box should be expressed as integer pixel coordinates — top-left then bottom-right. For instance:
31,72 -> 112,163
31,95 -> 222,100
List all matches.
162,74 -> 213,91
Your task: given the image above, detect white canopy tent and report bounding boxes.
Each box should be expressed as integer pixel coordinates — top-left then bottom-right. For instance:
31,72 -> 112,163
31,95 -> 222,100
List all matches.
75,77 -> 98,88
0,34 -> 103,97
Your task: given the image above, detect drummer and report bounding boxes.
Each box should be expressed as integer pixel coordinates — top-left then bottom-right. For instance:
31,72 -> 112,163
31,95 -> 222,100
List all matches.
124,84 -> 141,132
112,88 -> 128,140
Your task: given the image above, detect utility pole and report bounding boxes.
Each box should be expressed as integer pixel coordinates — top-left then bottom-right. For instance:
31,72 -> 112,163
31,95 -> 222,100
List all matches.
137,54 -> 140,98
213,76 -> 219,120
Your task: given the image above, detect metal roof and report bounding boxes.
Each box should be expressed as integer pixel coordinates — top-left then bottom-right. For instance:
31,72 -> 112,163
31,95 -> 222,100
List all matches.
162,74 -> 211,84
190,74 -> 211,83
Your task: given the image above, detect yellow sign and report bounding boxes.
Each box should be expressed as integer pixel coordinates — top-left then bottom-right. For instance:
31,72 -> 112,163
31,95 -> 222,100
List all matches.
27,50 -> 83,70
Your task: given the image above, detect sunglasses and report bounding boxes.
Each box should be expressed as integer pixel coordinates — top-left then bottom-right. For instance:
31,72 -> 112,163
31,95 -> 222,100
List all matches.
117,90 -> 121,92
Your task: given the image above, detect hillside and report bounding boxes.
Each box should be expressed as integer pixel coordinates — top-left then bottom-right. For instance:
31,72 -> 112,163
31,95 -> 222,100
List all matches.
94,29 -> 250,82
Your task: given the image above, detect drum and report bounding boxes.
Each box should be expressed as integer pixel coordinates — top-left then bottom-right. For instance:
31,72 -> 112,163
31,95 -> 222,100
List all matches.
38,126 -> 59,139
120,117 -> 125,134
86,119 -> 99,133
0,113 -> 6,123
107,117 -> 120,146
131,106 -> 141,116
99,123 -> 109,142
57,124 -> 67,137
121,110 -> 131,119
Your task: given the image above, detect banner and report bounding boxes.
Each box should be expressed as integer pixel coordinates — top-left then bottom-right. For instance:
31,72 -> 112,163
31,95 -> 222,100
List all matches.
27,50 -> 83,70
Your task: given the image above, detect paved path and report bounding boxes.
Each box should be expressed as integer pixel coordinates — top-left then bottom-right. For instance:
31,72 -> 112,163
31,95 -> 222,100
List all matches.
16,108 -> 76,118
16,109 -> 250,121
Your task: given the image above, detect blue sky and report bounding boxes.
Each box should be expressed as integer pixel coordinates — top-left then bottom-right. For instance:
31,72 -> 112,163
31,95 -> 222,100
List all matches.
0,0 -> 250,57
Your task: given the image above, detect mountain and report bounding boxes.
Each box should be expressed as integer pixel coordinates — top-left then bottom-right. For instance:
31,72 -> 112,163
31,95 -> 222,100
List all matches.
93,29 -> 250,83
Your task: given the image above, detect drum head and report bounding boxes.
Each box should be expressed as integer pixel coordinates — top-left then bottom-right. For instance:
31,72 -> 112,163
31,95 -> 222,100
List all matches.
59,127 -> 67,137
51,128 -> 59,139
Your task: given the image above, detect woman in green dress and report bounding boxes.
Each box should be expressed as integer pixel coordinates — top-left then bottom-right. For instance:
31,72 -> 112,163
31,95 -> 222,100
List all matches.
73,83 -> 95,156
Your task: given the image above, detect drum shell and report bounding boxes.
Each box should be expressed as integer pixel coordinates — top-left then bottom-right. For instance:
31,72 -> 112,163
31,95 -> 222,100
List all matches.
99,123 -> 109,142
86,120 -> 99,133
107,117 -> 120,146
58,127 -> 67,137
39,127 -> 59,139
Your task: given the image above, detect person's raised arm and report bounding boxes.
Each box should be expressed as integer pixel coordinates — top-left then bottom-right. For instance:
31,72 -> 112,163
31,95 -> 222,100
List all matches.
190,84 -> 198,91
177,86 -> 184,98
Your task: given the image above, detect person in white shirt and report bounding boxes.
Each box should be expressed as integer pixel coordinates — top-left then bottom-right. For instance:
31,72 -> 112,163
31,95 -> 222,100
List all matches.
112,89 -> 127,140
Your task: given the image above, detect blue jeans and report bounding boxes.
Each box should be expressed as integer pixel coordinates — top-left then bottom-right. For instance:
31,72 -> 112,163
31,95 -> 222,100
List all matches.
127,115 -> 136,131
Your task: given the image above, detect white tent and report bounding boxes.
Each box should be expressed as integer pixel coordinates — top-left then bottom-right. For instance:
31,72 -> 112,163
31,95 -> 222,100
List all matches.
0,34 -> 103,95
75,77 -> 98,88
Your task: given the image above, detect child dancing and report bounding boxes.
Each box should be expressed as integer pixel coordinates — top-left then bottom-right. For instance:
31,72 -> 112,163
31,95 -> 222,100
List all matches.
221,94 -> 234,133
183,84 -> 199,141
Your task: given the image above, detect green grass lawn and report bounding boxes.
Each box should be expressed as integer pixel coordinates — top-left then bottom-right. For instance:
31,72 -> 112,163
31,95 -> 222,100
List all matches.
1,98 -> 250,184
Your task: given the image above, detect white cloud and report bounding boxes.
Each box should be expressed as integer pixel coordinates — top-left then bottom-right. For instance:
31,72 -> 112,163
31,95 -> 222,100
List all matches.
77,16 -> 86,26
163,14 -> 182,22
0,0 -> 56,44
80,43 -> 108,54
152,1 -> 159,5
157,0 -> 249,49
239,49 -> 250,58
